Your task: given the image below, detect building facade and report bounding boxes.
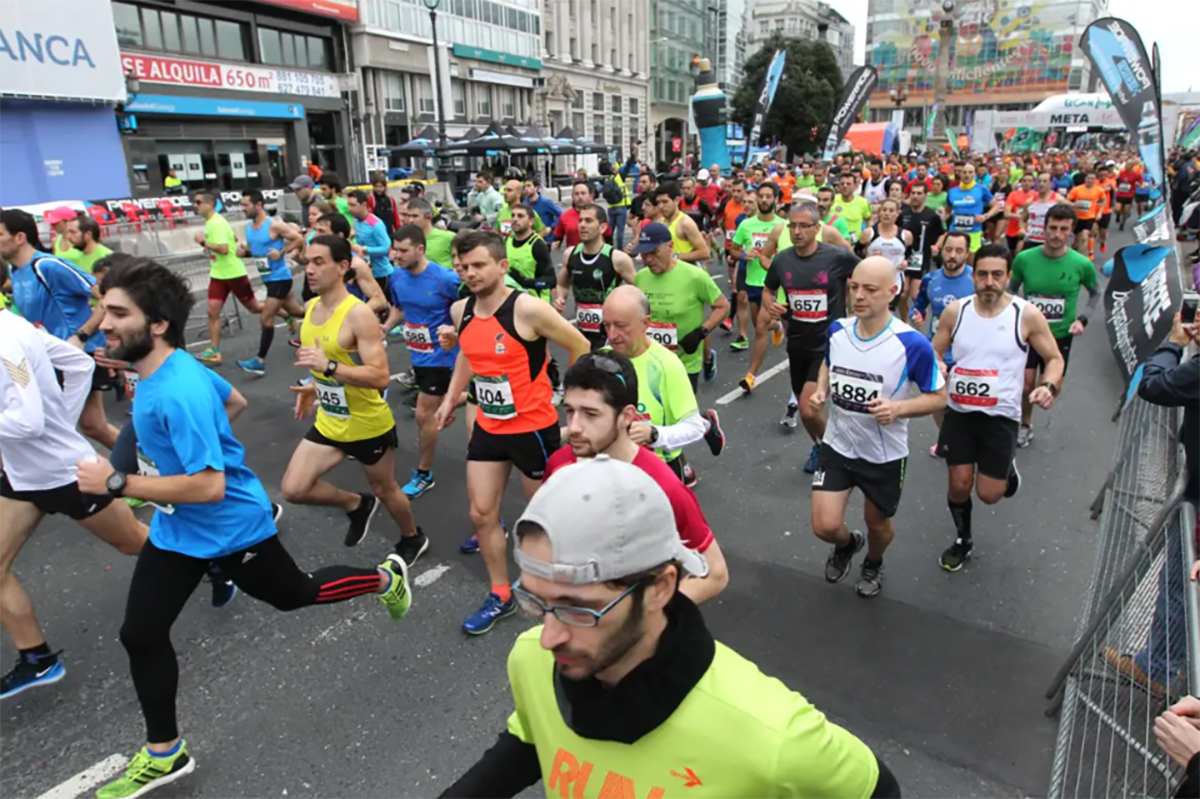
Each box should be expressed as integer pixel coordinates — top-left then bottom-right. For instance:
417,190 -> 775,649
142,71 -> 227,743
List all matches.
746,0 -> 855,75
351,0 -> 543,173
711,0 -> 749,104
110,0 -> 356,198
651,0 -> 709,165
537,0 -> 651,163
865,0 -> 1107,129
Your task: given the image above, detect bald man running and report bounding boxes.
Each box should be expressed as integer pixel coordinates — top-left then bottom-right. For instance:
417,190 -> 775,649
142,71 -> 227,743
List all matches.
808,256 -> 946,599
496,180 -> 546,239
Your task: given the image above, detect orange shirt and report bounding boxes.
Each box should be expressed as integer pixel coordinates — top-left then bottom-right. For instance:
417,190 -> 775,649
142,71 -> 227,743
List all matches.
772,174 -> 795,205
722,200 -> 746,251
1067,185 -> 1107,220
1097,177 -> 1116,214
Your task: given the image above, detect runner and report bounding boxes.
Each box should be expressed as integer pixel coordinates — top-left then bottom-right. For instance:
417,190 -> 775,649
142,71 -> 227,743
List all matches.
235,191 -> 305,376
858,199 -> 913,317
554,204 -> 638,351
0,209 -> 119,449
80,257 -> 412,799
1022,172 -> 1068,251
1067,170 -> 1106,259
655,182 -> 717,381
346,190 -> 394,281
319,172 -> 354,227
547,351 -> 729,603
630,222 -> 728,394
931,244 -> 1063,571
1132,159 -> 1151,216
809,256 -> 946,598
66,215 -> 113,274
44,206 -> 84,265
313,212 -> 388,316
861,159 -> 889,210
0,310 -> 147,700
902,182 -> 946,312
817,185 -> 855,241
281,234 -> 429,565
715,178 -> 748,339
191,192 -> 262,366
380,225 -> 462,500
433,230 -> 590,635
946,162 -> 1000,258
762,200 -> 860,473
442,456 -> 900,799
551,181 -> 597,256
522,179 -> 563,237
601,285 -> 725,489
1009,204 -> 1099,447
505,205 -> 556,302
400,196 -> 455,269
1003,173 -> 1036,254
730,183 -> 784,388
1095,163 -> 1116,255
497,179 -> 546,239
832,173 -> 873,241
1115,159 -> 1142,231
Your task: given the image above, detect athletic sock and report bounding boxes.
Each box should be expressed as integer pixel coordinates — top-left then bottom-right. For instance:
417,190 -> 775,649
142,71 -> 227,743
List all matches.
258,325 -> 275,359
863,556 -> 883,569
417,468 -> 432,478
949,497 -> 973,544
790,392 -> 798,405
20,642 -> 53,661
149,740 -> 183,759
491,583 -> 512,602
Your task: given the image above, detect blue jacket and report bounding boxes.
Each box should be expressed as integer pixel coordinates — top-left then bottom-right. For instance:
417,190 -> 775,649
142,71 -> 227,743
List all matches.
527,194 -> 563,240
620,154 -> 641,184
353,214 -> 394,278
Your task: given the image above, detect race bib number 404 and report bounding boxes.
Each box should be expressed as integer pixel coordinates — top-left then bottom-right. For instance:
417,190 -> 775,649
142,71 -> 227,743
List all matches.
949,366 -> 998,408
576,303 -> 604,334
830,365 -> 883,414
474,374 -> 517,419
647,321 -> 678,349
1029,294 -> 1066,322
786,289 -> 828,321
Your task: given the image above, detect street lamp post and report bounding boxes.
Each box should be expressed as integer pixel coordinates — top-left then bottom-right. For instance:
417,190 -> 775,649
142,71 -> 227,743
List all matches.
927,0 -> 956,152
889,85 -> 909,128
423,0 -> 448,176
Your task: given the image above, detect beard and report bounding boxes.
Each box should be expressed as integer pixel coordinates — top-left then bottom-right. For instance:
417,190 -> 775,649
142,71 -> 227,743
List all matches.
107,322 -> 155,363
759,200 -> 775,215
554,597 -> 646,681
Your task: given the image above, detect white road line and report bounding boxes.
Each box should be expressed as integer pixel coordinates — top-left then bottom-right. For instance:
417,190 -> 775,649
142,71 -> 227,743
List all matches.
36,754 -> 126,799
711,273 -> 726,281
413,563 -> 452,588
186,321 -> 287,350
715,358 -> 790,405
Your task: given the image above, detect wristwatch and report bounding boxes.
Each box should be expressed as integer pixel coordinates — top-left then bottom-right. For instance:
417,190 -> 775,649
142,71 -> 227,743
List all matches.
75,329 -> 91,342
323,360 -> 338,378
106,471 -> 128,497
648,426 -> 660,445
1076,315 -> 1089,327
1040,381 -> 1060,397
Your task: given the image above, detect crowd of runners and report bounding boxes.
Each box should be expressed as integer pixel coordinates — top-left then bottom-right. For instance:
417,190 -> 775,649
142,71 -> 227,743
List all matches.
1,142 -> 1195,799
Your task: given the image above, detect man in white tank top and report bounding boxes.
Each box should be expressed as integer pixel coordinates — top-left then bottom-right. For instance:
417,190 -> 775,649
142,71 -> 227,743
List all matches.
930,244 -> 1064,572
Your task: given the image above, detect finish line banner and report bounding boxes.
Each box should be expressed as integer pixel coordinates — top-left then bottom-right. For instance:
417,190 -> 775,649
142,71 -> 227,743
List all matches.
822,65 -> 878,162
1102,244 -> 1182,396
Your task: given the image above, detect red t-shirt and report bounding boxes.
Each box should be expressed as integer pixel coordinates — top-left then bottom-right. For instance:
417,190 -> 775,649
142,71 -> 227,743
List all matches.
543,447 -> 715,553
695,183 -> 722,211
553,207 -> 582,249
905,177 -> 934,195
1115,170 -> 1141,199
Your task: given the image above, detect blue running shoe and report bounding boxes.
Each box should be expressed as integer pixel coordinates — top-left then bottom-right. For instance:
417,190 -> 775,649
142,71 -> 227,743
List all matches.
1,652 -> 65,700
236,356 -> 266,376
462,592 -> 516,635
460,518 -> 507,554
402,469 -> 436,499
704,349 -> 717,382
389,325 -> 404,338
803,443 -> 821,475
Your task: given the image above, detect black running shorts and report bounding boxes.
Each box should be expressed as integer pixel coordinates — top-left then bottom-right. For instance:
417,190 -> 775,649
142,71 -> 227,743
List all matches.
264,279 -> 293,300
467,422 -> 561,480
936,409 -> 1018,482
304,425 -> 397,466
1026,334 -> 1073,374
811,443 -> 906,518
0,471 -> 114,520
787,347 -> 823,395
412,366 -> 451,397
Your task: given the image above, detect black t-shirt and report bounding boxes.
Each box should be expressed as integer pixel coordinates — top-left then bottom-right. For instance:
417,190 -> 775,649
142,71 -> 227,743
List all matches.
904,207 -> 945,272
764,242 -> 859,352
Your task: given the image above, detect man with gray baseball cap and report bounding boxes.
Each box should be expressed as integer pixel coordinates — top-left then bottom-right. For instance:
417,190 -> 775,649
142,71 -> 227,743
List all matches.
441,456 -> 900,799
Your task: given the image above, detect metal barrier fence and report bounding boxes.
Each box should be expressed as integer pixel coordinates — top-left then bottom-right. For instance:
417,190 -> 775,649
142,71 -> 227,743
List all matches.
1046,392 -> 1198,798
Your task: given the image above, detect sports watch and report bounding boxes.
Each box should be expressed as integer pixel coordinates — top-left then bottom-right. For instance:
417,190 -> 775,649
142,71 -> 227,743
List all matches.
106,471 -> 128,497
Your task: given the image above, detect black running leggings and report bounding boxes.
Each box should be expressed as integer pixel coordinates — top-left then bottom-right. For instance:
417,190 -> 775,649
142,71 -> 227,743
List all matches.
120,536 -> 381,743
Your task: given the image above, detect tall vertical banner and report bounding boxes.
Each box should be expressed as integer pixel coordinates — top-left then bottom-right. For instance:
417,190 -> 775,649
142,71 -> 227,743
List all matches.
821,65 -> 879,162
745,49 -> 787,164
924,102 -> 940,141
1102,244 -> 1182,396
946,128 -> 961,156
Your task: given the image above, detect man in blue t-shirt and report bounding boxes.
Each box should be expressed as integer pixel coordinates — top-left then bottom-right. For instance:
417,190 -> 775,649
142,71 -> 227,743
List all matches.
0,208 -> 119,449
383,224 -> 462,500
946,162 -> 1001,257
347,189 -> 394,279
74,256 -> 414,799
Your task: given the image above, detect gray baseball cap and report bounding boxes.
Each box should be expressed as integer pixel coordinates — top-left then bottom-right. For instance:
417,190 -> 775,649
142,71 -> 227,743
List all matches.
288,175 -> 315,191
514,455 -> 709,585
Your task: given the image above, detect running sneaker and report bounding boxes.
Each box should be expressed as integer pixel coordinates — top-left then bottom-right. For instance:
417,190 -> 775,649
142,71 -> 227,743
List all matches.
1016,425 -> 1033,448
1005,460 -> 1021,498
1,652 -> 64,700
402,469 -> 436,499
345,492 -> 380,547
196,347 -> 221,365
855,559 -> 884,598
392,370 -> 419,389
389,325 -> 404,338
939,538 -> 973,571
681,462 -> 698,489
703,350 -> 717,382
929,444 -> 942,459
1100,648 -> 1168,698
462,592 -> 516,635
272,503 -> 284,523
552,387 -> 565,407
824,529 -> 865,583
780,403 -> 799,428
701,409 -> 725,456
96,742 -> 196,799
739,373 -> 756,393
287,337 -> 302,348
377,554 -> 412,621
285,314 -> 298,335
207,563 -> 237,609
401,392 -> 418,411
236,356 -> 266,376
393,529 -> 430,568
730,336 -> 749,351
802,443 -> 821,474
720,317 -> 733,334
460,519 -> 507,554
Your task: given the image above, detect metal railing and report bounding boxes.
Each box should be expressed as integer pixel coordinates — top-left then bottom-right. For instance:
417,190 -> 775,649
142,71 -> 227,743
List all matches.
1047,392 -> 1198,798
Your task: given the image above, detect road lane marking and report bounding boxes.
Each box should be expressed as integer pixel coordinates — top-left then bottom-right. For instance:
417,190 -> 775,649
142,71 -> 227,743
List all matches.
36,754 -> 126,799
186,321 -> 286,350
414,563 -> 451,588
715,358 -> 790,405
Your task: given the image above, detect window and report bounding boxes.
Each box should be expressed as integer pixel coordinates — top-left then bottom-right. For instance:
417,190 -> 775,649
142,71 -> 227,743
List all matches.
180,15 -> 200,55
611,95 -> 621,113
593,92 -> 604,111
629,117 -> 638,145
477,89 -> 491,118
383,72 -> 406,112
416,76 -> 435,114
546,30 -> 554,55
629,98 -> 638,115
573,111 -> 585,132
260,28 -> 331,70
112,3 -> 142,47
199,19 -> 217,56
591,42 -> 598,63
501,87 -> 515,119
573,90 -> 584,110
116,5 -> 246,59
452,80 -> 467,116
259,28 -> 282,65
612,126 -> 621,155
160,11 -> 181,52
142,10 -> 163,49
593,116 -> 604,144
759,20 -> 769,35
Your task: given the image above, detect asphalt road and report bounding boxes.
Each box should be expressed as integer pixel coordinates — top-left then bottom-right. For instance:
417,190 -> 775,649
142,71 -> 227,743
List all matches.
1,228 -> 1135,799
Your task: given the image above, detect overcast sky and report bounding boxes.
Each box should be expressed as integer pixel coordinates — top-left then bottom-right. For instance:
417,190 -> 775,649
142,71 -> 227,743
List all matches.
822,0 -> 1198,93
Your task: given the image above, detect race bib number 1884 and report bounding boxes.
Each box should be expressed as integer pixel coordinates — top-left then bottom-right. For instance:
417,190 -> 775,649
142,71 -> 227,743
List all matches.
830,366 -> 883,414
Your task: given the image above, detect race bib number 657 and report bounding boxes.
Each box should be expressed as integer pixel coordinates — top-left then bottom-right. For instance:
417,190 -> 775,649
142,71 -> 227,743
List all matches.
786,289 -> 828,321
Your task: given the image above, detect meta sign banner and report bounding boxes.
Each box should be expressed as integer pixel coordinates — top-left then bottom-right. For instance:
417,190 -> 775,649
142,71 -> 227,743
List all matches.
0,0 -> 125,102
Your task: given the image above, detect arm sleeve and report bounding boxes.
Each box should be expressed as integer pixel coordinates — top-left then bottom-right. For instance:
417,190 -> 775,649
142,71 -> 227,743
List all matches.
204,366 -> 234,403
362,225 -> 391,257
0,336 -> 46,440
530,241 -> 555,290
901,332 -> 944,393
912,274 -> 932,315
1137,345 -> 1199,407
38,327 -> 96,422
163,393 -> 226,475
654,411 -> 709,451
437,731 -> 541,799
764,261 -> 781,292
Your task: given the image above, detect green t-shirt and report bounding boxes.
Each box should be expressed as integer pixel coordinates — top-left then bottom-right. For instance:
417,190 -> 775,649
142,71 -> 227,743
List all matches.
53,234 -> 84,265
333,196 -> 354,229
926,192 -> 948,210
822,213 -> 853,240
731,215 -> 782,287
1011,246 -> 1097,339
1009,167 -> 1026,184
496,203 -> 546,237
75,244 -> 113,274
795,175 -> 816,190
830,195 -> 872,234
634,263 -> 723,375
621,341 -> 698,462
204,214 -> 247,280
425,227 -> 455,270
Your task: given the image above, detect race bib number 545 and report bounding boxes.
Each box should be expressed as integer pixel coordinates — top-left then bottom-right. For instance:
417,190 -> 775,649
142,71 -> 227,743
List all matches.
314,376 -> 351,418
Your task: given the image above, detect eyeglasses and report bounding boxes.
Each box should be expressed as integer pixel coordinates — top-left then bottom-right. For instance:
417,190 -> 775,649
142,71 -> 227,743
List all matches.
788,221 -> 819,230
512,578 -> 643,628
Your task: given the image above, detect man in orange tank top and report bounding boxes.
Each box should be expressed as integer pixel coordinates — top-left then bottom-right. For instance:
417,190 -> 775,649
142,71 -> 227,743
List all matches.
434,231 -> 590,635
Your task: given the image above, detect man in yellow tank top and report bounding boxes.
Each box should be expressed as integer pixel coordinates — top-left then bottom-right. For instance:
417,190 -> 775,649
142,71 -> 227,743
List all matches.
654,182 -> 719,381
282,234 -> 430,566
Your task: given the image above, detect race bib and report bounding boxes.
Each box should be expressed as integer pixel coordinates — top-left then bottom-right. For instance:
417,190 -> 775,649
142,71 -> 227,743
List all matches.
576,303 -> 604,334
136,448 -> 175,514
1027,220 -> 1045,240
1029,294 -> 1066,321
499,220 -> 512,236
953,214 -> 976,230
750,232 -> 769,252
123,370 -> 139,401
249,257 -> 272,274
474,374 -> 517,419
1075,199 -> 1092,211
314,375 -> 350,419
908,252 -> 924,271
403,322 -> 434,353
725,226 -> 736,239
949,366 -> 998,408
647,321 -> 678,349
1118,183 -> 1132,193
830,365 -> 883,414
787,289 -> 827,321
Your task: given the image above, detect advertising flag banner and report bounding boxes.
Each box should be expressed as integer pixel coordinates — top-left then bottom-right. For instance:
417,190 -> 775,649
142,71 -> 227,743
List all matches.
1102,243 -> 1182,396
822,65 -> 879,162
924,102 -> 940,140
745,49 -> 787,161
946,128 -> 961,156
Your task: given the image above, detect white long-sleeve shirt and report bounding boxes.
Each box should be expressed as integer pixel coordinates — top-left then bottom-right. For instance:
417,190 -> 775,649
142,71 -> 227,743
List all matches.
0,310 -> 97,491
